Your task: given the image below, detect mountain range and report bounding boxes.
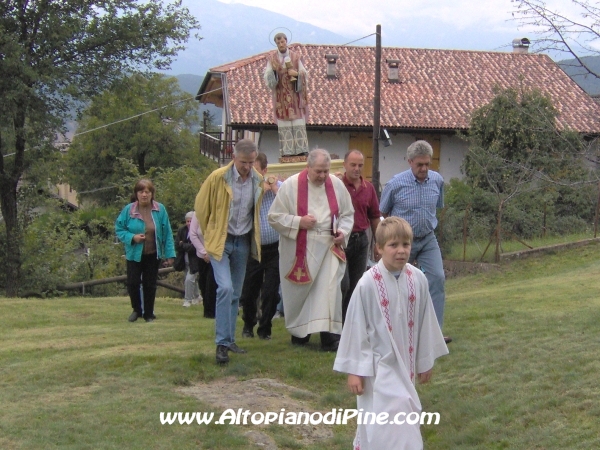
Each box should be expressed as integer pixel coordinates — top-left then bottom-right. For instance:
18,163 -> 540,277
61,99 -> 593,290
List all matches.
167,0 -> 349,77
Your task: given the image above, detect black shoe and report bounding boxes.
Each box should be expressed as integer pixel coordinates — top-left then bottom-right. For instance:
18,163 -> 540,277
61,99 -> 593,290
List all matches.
128,311 -> 140,322
258,334 -> 271,340
144,318 -> 154,323
444,336 -> 453,344
228,343 -> 247,354
216,345 -> 230,364
321,341 -> 339,352
242,327 -> 254,338
291,335 -> 310,346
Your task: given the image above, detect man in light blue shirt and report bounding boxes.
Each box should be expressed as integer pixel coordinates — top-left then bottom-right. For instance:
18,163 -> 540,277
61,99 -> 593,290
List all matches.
380,140 -> 451,343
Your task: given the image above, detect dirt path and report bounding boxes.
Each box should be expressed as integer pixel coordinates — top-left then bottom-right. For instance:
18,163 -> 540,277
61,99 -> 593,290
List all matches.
178,377 -> 335,448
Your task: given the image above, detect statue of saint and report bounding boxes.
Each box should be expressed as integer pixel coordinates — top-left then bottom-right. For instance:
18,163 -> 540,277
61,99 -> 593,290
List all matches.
264,32 -> 309,156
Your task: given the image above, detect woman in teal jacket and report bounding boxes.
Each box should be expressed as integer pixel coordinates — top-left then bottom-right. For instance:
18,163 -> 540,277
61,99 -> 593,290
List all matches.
115,179 -> 176,322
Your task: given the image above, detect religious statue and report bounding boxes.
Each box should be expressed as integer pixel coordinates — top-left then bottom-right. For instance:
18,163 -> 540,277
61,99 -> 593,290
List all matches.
264,32 -> 309,156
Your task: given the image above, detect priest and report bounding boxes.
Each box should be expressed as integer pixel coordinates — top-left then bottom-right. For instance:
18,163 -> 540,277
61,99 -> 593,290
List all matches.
268,148 -> 354,350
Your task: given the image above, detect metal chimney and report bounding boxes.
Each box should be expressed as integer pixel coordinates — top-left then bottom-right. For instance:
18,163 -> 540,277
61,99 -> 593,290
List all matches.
512,37 -> 530,54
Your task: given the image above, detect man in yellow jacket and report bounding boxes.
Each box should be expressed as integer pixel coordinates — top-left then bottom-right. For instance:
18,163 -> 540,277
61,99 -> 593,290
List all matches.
195,139 -> 263,364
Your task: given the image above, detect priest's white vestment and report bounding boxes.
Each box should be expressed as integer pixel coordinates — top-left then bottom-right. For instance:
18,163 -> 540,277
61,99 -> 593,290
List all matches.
268,172 -> 354,337
333,260 -> 448,450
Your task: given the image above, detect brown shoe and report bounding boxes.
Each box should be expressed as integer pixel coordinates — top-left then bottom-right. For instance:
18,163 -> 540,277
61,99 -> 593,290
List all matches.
444,336 -> 453,344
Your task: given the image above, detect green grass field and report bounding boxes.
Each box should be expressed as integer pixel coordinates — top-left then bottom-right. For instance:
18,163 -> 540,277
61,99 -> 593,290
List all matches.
2,242 -> 600,449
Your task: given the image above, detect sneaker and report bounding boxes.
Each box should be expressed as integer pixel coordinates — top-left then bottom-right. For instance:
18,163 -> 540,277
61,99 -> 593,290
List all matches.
216,345 -> 230,364
191,296 -> 202,305
272,311 -> 282,319
128,311 -> 140,322
144,318 -> 154,323
242,327 -> 254,338
227,343 -> 247,354
182,300 -> 192,307
258,334 -> 271,341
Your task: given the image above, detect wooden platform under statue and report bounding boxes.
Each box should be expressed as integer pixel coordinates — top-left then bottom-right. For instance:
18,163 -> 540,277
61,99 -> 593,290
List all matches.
279,154 -> 307,164
268,158 -> 344,182
278,153 -> 339,164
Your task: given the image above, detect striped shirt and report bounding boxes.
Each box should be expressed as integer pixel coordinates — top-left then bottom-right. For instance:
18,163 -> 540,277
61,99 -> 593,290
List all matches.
259,181 -> 282,245
228,164 -> 255,236
379,169 -> 444,238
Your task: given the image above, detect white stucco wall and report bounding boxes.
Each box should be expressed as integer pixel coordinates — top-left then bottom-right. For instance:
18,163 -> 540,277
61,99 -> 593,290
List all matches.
256,129 -> 469,185
258,129 -> 351,165
438,135 -> 468,182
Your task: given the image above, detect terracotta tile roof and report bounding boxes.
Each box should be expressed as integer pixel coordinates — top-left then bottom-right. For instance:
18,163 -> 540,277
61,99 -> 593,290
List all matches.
199,44 -> 600,134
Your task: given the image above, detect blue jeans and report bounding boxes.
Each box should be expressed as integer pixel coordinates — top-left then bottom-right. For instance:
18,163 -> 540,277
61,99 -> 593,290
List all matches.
410,232 -> 446,329
210,233 -> 251,346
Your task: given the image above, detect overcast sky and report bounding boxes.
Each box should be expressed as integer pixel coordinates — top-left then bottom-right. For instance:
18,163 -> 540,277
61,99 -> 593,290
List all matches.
217,0 -> 580,53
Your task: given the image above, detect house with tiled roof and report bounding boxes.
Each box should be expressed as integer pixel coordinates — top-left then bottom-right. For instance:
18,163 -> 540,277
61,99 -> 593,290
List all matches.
196,42 -> 600,186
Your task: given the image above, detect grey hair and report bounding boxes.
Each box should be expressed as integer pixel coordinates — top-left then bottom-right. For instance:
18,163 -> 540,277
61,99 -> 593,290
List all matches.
307,148 -> 331,167
407,140 -> 433,160
274,32 -> 287,42
233,139 -> 258,157
185,211 -> 194,220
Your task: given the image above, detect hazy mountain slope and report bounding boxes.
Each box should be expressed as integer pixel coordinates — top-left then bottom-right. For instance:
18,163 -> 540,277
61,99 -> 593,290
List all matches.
558,56 -> 600,96
168,0 -> 349,76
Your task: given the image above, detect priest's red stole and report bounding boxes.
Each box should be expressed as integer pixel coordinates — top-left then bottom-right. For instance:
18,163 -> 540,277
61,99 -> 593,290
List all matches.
285,170 -> 341,284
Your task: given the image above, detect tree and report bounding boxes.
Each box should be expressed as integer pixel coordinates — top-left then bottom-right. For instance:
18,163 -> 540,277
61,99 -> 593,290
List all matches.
512,0 -> 600,78
463,85 -> 586,261
66,73 -> 202,205
0,1 -> 199,296
153,164 -> 217,231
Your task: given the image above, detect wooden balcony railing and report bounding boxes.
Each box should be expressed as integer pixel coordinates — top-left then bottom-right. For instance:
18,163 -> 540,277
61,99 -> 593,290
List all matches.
199,132 -> 234,165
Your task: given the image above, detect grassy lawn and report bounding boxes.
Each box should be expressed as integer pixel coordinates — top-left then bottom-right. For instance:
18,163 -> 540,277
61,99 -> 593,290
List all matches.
2,242 -> 600,449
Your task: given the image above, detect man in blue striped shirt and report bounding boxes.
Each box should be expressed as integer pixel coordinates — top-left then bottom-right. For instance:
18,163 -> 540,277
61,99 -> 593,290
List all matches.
380,140 -> 451,343
240,153 -> 282,340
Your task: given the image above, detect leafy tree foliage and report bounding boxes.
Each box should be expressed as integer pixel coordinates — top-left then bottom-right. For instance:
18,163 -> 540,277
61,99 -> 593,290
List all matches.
66,73 -> 205,205
153,164 -> 217,231
0,0 -> 199,295
462,85 -> 588,260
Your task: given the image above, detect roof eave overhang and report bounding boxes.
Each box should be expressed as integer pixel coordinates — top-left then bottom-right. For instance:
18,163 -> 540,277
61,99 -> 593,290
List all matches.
196,72 -> 224,107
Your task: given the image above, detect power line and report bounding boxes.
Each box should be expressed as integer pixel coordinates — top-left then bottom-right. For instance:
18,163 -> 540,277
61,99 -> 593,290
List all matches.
341,33 -> 378,47
73,96 -> 195,137
2,86 -> 223,158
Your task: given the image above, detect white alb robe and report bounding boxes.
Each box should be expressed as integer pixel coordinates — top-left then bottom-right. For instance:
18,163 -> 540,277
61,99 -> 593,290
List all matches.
268,173 -> 354,337
333,260 -> 448,450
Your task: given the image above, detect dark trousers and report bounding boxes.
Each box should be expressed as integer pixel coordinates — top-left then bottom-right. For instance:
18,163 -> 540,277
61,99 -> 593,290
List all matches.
341,231 -> 369,324
197,259 -> 217,319
127,253 -> 160,320
240,242 -> 280,337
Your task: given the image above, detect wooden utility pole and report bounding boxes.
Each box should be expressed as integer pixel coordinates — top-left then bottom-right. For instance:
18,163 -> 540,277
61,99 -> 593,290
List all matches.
372,24 -> 382,198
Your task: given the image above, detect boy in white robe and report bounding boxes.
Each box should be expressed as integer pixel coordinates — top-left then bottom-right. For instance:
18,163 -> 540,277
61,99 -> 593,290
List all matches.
334,217 -> 448,450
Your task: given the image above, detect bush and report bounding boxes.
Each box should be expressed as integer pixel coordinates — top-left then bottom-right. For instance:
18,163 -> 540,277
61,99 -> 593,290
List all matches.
19,206 -> 124,295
